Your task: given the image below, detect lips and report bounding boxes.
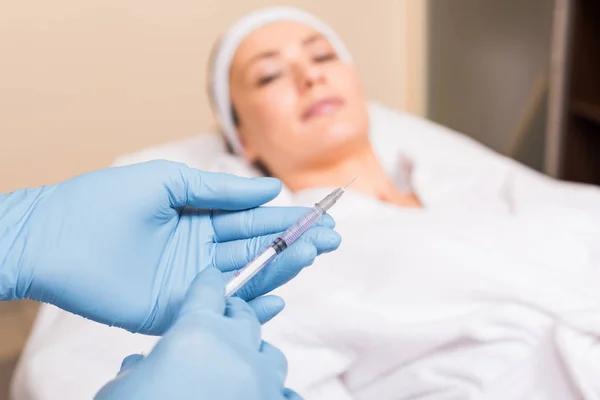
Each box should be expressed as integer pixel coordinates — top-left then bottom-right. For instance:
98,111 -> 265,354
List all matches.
301,96 -> 344,121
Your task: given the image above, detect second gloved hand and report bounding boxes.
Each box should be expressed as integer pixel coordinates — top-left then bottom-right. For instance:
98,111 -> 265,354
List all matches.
0,161 -> 341,334
95,267 -> 303,400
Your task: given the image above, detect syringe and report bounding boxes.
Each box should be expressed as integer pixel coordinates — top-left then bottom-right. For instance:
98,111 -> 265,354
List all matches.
225,177 -> 357,297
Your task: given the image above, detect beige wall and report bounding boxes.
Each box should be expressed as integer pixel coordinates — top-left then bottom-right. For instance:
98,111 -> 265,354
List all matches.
0,0 -> 427,192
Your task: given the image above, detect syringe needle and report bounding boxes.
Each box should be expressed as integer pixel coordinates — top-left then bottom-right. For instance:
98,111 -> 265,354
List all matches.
344,176 -> 358,189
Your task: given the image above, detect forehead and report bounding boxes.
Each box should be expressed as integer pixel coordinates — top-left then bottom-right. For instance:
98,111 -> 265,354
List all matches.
232,21 -> 323,66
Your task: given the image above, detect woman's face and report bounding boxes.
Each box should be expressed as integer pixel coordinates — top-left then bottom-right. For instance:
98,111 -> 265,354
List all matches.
229,21 -> 370,174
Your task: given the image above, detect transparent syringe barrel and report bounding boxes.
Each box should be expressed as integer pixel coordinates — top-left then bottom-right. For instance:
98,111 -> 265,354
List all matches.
279,205 -> 324,246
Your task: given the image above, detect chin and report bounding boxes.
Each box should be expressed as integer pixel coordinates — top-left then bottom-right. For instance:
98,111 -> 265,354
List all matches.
308,126 -> 366,160
322,118 -> 366,143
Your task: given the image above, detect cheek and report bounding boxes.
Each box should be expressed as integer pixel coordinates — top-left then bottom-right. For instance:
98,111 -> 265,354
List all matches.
239,82 -> 304,161
333,66 -> 363,99
246,83 -> 298,132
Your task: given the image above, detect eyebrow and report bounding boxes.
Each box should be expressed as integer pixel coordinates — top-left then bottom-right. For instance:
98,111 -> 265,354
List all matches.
241,33 -> 328,74
302,33 -> 325,46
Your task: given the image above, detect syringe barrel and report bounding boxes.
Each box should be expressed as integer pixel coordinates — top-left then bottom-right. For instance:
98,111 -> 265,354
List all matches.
225,245 -> 277,297
279,205 -> 324,246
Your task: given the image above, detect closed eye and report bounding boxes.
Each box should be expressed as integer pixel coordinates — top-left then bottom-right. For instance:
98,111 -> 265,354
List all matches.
257,72 -> 281,87
313,52 -> 338,63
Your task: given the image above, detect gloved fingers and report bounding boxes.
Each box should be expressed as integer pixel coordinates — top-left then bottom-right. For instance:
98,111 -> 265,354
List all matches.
212,207 -> 335,242
214,226 -> 341,273
225,297 -> 261,348
260,341 -> 288,382
223,238 -> 332,301
169,166 -> 282,210
178,267 -> 226,321
247,295 -> 285,324
283,388 -> 303,400
118,354 -> 145,374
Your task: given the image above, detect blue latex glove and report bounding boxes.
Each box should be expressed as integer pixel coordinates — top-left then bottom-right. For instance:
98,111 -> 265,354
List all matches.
0,160 -> 341,334
95,267 -> 302,400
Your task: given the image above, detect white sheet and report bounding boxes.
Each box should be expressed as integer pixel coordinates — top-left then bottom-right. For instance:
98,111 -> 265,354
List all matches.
261,191 -> 600,399
11,103 -> 600,400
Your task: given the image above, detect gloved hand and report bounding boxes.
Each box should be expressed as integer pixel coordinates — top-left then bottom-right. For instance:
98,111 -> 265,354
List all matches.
0,160 -> 340,334
95,267 -> 302,400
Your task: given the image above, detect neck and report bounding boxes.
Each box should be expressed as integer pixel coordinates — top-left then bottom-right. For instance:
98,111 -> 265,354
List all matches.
279,146 -> 399,201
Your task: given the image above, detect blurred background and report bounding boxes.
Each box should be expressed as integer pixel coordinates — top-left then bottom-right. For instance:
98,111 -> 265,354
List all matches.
1,0 -> 597,398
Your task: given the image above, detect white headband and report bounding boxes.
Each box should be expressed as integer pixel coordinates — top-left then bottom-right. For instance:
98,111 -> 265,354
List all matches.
208,6 -> 353,154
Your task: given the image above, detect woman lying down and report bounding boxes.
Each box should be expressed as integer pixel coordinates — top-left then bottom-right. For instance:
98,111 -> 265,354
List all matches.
12,7 -> 600,400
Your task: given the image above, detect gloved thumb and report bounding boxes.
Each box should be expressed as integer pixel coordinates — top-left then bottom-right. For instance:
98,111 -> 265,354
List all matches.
179,268 -> 284,325
178,267 -> 226,321
169,166 -> 282,210
118,354 -> 145,374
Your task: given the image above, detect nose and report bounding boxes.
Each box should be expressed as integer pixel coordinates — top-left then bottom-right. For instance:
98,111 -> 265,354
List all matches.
293,61 -> 326,93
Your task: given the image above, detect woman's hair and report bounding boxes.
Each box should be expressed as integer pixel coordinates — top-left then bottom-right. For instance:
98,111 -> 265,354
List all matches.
231,105 -> 240,127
